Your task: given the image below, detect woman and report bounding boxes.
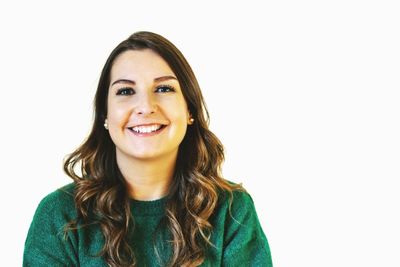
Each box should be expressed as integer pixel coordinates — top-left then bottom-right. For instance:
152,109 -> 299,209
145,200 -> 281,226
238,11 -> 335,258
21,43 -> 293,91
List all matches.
23,31 -> 273,267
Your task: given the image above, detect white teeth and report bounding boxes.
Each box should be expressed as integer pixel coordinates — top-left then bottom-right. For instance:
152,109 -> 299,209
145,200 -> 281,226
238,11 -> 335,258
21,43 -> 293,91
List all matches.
131,124 -> 163,133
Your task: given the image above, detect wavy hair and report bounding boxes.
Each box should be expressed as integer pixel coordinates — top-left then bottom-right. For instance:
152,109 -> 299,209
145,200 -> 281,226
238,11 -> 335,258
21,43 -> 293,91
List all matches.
63,31 -> 244,266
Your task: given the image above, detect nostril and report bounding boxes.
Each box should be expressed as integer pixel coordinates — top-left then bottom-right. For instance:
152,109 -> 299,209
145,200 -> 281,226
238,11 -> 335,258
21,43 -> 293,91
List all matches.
136,109 -> 156,115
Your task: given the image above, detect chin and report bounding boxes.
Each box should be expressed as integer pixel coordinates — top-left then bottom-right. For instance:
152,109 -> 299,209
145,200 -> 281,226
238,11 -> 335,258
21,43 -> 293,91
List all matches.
128,151 -> 162,160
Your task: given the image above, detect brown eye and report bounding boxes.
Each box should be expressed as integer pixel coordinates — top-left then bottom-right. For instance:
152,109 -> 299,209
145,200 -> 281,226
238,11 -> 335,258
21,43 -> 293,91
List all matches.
116,88 -> 135,95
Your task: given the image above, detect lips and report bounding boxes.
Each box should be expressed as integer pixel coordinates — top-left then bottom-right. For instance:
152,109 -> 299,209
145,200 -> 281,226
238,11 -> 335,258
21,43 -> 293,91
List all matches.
127,124 -> 166,134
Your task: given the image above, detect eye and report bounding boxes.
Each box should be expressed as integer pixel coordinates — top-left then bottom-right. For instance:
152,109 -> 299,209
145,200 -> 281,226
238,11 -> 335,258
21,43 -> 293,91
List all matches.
155,85 -> 176,93
116,87 -> 135,95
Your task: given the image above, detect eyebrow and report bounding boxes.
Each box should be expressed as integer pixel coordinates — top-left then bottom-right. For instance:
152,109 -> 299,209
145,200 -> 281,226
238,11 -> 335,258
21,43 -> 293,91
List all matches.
111,75 -> 178,86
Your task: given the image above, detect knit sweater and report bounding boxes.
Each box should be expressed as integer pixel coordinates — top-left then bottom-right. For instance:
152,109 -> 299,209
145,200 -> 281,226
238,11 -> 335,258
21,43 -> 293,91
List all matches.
23,183 -> 273,266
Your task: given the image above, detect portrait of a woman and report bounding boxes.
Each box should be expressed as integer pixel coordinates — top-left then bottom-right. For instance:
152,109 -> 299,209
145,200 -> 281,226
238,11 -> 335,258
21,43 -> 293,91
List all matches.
23,31 -> 273,267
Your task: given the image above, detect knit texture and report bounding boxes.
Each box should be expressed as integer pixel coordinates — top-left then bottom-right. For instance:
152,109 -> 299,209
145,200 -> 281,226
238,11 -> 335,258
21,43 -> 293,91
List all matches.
24,183 -> 273,266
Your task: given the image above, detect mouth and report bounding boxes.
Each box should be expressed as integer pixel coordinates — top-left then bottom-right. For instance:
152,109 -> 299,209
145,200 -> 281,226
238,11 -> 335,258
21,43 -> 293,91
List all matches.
127,124 -> 167,135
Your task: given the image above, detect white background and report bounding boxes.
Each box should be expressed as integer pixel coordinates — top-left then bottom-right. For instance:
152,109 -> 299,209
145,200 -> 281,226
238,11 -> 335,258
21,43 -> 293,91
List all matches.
1,0 -> 399,266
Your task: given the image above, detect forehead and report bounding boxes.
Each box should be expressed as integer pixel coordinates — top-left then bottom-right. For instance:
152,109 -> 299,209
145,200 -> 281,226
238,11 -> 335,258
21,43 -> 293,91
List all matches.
110,49 -> 175,80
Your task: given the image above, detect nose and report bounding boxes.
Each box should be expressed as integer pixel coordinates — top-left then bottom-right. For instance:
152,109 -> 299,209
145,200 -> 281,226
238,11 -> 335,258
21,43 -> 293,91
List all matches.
134,92 -> 157,115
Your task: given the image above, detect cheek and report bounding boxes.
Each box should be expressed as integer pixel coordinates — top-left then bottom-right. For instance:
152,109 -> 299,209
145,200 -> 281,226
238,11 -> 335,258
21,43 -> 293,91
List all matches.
168,105 -> 188,125
107,102 -> 129,125
167,96 -> 189,120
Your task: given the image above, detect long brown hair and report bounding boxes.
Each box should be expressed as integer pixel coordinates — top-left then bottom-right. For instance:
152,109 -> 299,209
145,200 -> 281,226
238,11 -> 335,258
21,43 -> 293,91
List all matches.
63,31 -> 243,266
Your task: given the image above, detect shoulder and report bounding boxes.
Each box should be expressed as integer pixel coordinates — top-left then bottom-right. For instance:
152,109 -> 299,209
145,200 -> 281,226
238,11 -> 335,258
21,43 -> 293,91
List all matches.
38,183 -> 75,208
33,182 -> 77,222
211,180 -> 258,228
217,180 -> 255,213
213,181 -> 273,266
24,183 -> 81,266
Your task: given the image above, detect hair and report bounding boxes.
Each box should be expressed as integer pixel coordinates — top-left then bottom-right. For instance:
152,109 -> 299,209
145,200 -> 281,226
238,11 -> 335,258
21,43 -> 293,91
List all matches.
63,31 -> 244,267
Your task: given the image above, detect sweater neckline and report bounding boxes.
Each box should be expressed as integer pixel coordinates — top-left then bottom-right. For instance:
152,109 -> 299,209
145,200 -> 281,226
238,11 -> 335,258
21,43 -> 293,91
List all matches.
129,196 -> 167,216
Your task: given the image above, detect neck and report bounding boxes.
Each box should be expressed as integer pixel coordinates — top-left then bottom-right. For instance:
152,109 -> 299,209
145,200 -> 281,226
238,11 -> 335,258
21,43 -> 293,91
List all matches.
116,150 -> 177,201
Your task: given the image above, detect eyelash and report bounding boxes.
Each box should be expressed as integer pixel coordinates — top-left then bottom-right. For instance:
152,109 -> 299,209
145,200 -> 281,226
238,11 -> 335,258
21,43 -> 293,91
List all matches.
155,84 -> 176,93
116,85 -> 176,95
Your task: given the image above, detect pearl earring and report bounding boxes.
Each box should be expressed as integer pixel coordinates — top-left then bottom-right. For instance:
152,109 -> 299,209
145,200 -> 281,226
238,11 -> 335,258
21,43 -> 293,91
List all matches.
104,120 -> 109,130
189,117 -> 194,124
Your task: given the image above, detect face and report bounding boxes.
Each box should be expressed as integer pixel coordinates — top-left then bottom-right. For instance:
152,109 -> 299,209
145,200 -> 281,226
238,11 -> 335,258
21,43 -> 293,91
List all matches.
106,49 -> 192,163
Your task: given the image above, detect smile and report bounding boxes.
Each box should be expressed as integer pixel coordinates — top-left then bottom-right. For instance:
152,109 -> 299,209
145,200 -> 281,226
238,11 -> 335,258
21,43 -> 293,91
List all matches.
127,124 -> 167,136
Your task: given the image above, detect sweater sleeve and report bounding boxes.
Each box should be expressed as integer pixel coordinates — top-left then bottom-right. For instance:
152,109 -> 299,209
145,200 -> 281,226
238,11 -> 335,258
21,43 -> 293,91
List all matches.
23,186 -> 79,267
222,191 -> 273,267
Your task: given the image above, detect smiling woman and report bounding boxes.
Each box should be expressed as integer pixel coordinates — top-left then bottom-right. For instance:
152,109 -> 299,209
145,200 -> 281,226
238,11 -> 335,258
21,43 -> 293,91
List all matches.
106,49 -> 190,188
23,31 -> 273,267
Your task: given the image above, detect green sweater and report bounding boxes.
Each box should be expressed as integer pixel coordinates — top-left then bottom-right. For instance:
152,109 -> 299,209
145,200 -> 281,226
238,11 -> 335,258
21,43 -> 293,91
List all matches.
24,183 -> 273,266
